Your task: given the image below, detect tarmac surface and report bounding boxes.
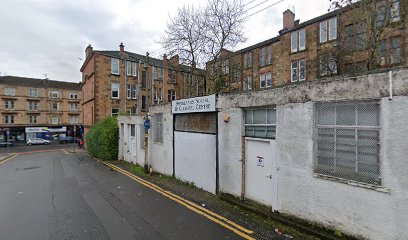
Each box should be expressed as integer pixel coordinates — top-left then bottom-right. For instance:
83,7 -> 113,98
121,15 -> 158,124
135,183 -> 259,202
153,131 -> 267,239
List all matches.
0,149 -> 246,240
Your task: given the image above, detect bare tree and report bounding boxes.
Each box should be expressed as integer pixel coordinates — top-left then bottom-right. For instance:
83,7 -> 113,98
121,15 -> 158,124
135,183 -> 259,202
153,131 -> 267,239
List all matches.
329,0 -> 402,74
202,0 -> 247,61
159,6 -> 203,67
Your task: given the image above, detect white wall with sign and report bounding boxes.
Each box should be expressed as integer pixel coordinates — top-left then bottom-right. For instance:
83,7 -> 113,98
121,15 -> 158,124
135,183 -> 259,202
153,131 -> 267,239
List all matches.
172,94 -> 216,114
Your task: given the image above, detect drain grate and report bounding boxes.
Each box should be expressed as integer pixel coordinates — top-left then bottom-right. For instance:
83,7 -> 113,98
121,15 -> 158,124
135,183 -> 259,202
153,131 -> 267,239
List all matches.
252,230 -> 294,240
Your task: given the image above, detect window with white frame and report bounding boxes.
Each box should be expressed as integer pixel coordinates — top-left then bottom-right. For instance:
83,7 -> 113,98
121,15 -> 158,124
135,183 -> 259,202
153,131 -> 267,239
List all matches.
127,84 -> 131,99
260,72 -> 272,89
315,101 -> 381,185
111,108 -> 119,116
49,91 -> 61,98
291,28 -> 306,53
222,60 -> 229,74
260,46 -> 272,66
126,61 -> 131,76
157,67 -> 163,80
132,85 -> 137,99
111,58 -> 119,75
50,117 -> 60,124
70,103 -> 78,111
259,47 -> 266,67
29,88 -> 39,97
132,62 -> 138,77
266,46 -> 272,65
111,82 -> 119,99
154,113 -> 163,143
29,101 -> 38,110
4,115 -> 15,124
50,102 -> 59,111
244,52 -> 252,68
168,90 -> 176,101
390,0 -> 400,22
69,92 -> 78,99
69,115 -> 79,124
28,115 -> 38,124
244,76 -> 253,91
4,87 -> 15,96
291,59 -> 306,82
4,100 -> 15,110
244,108 -> 276,139
320,17 -> 337,43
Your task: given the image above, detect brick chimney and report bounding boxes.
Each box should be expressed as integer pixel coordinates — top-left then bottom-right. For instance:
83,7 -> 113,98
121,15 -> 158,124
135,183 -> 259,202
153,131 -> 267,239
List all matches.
170,54 -> 179,66
119,42 -> 125,52
163,54 -> 168,66
283,9 -> 295,30
85,44 -> 93,58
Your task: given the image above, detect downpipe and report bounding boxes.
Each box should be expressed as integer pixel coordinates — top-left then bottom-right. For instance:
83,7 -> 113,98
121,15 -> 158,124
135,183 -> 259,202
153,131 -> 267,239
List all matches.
389,70 -> 393,100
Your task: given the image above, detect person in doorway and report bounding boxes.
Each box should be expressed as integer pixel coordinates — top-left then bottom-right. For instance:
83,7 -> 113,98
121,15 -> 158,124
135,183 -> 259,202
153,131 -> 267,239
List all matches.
79,138 -> 84,149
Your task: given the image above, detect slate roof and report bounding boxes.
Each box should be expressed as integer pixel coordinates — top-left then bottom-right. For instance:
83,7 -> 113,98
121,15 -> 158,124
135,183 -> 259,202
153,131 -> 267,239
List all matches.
92,50 -> 206,76
0,76 -> 81,90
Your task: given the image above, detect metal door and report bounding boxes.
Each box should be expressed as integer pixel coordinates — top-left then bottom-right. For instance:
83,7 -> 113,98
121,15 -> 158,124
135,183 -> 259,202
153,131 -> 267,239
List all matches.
245,138 -> 277,209
174,113 -> 217,194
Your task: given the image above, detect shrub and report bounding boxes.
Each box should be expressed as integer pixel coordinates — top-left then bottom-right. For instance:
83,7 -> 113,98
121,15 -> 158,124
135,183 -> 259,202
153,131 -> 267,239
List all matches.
85,116 -> 119,161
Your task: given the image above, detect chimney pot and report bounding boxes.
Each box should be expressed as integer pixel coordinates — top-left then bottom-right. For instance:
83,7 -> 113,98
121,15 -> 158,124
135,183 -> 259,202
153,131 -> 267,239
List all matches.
85,44 -> 93,58
283,9 -> 295,30
119,42 -> 125,52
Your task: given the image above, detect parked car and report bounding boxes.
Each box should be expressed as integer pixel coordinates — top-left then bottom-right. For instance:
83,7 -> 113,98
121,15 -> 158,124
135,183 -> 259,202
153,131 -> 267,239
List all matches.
27,138 -> 50,146
59,136 -> 77,144
0,141 -> 13,147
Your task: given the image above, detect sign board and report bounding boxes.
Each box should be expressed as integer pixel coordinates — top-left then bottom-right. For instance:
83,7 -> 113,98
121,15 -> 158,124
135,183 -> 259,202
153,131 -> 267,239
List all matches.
256,156 -> 264,167
25,127 -> 67,133
172,94 -> 216,114
144,120 -> 151,130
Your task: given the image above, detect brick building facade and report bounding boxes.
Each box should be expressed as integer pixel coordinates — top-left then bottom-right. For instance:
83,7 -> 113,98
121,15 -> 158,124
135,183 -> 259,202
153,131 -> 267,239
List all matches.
0,76 -> 82,142
206,0 -> 406,93
80,43 -> 205,131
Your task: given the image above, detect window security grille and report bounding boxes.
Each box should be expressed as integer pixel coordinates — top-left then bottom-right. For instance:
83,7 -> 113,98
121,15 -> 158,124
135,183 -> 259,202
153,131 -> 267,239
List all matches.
315,101 -> 381,185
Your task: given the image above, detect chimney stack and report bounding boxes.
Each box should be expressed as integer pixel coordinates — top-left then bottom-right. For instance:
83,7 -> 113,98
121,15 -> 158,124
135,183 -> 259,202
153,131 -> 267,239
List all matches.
283,9 -> 295,30
85,44 -> 93,58
119,42 -> 125,52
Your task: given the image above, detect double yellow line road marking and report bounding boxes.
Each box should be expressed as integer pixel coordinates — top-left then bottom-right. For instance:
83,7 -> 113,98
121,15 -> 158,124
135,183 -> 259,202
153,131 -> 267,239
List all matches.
103,162 -> 256,240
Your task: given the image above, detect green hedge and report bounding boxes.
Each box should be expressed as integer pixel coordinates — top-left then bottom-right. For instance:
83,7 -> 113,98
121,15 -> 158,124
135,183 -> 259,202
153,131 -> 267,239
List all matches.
85,116 -> 118,161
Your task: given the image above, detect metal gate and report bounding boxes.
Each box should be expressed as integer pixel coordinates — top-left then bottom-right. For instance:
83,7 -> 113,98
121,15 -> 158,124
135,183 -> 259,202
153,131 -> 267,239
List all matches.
172,95 -> 218,194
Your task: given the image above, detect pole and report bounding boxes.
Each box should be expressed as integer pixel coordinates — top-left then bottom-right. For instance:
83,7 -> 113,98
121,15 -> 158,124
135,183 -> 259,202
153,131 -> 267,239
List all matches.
73,125 -> 76,153
144,52 -> 150,173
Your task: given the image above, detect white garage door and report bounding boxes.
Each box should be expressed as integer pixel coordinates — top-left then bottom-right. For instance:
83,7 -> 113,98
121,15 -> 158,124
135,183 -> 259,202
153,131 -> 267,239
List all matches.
174,113 -> 217,194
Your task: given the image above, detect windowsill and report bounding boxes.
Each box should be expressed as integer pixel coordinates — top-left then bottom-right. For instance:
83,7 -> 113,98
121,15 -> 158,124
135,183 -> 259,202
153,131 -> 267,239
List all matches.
290,49 -> 307,55
318,39 -> 337,45
313,173 -> 390,194
111,73 -> 120,76
259,63 -> 272,68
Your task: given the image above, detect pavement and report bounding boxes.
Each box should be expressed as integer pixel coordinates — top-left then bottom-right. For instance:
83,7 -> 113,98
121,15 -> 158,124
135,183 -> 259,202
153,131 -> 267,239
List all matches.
0,148 -> 253,240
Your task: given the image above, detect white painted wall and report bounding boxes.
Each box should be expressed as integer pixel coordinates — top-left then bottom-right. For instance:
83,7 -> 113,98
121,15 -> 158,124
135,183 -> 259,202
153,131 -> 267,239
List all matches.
275,98 -> 408,240
217,107 -> 243,196
117,116 -> 145,166
217,95 -> 408,240
149,104 -> 174,176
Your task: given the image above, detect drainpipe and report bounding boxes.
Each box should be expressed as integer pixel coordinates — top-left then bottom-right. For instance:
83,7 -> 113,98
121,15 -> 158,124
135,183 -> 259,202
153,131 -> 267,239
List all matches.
137,60 -> 141,114
389,70 -> 393,100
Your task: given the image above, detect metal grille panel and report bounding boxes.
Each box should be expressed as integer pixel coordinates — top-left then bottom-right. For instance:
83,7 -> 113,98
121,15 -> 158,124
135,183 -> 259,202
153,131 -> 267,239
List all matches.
315,101 -> 381,185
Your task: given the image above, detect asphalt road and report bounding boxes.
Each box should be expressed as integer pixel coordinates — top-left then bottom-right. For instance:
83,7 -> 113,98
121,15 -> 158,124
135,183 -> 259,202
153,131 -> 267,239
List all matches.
0,150 -> 245,240
0,142 -> 77,154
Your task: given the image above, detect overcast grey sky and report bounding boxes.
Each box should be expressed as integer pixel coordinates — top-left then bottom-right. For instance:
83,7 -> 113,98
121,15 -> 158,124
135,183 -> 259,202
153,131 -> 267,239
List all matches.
0,0 -> 330,82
